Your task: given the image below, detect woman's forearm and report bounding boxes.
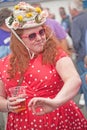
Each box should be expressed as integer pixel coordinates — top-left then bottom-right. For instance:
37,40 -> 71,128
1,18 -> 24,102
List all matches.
54,76 -> 81,106
0,96 -> 8,112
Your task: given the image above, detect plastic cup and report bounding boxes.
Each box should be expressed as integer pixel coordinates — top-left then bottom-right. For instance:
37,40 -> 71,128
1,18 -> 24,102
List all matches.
9,86 -> 26,112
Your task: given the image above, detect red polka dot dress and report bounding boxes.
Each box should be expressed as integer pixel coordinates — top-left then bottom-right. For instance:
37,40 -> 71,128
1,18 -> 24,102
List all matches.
0,50 -> 87,130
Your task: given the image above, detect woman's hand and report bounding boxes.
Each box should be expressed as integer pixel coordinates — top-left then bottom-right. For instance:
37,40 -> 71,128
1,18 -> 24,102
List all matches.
7,96 -> 21,113
28,97 -> 58,115
7,94 -> 27,113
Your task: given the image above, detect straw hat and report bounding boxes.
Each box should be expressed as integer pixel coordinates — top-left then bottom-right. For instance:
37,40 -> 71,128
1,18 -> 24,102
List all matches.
5,2 -> 48,30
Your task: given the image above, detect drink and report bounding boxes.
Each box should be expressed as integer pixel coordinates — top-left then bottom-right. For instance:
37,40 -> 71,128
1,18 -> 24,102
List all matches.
9,86 -> 26,113
14,98 -> 26,112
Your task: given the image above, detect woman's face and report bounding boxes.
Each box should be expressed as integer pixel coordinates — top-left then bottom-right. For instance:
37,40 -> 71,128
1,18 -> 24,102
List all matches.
21,26 -> 46,54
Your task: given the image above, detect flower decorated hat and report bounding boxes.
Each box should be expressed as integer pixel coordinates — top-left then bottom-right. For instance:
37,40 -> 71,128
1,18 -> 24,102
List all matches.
5,2 -> 48,30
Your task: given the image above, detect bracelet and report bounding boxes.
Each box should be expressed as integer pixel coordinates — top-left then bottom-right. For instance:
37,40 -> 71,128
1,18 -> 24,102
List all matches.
7,101 -> 10,112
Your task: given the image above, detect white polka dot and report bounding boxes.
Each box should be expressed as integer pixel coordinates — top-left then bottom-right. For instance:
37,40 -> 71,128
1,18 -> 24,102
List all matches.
35,78 -> 37,81
32,65 -> 34,68
39,125 -> 42,128
40,79 -> 43,82
33,119 -> 36,122
54,81 -> 57,84
34,94 -> 36,97
44,85 -> 47,87
34,124 -> 37,127
5,64 -> 8,67
37,70 -> 40,72
31,122 -> 34,125
45,76 -> 48,79
30,74 -> 33,77
24,125 -> 27,128
28,81 -> 31,84
39,119 -> 42,122
17,80 -> 19,83
49,71 -> 52,73
23,80 -> 25,83
25,119 -> 28,122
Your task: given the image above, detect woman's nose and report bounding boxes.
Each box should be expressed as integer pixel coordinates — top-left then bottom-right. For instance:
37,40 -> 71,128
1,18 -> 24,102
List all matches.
36,33 -> 42,40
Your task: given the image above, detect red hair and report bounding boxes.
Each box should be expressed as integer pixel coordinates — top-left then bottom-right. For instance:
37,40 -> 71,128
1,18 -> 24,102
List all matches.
8,25 -> 67,78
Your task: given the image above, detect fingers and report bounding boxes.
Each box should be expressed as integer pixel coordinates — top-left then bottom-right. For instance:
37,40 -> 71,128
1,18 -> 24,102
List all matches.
18,94 -> 27,99
28,97 -> 52,108
34,110 -> 45,116
28,97 -> 45,107
7,97 -> 22,113
28,98 -> 43,114
30,104 -> 45,116
28,97 -> 57,115
28,98 -> 38,107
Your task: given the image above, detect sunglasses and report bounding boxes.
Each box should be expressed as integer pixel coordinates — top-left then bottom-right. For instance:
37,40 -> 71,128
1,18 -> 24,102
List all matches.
21,29 -> 45,41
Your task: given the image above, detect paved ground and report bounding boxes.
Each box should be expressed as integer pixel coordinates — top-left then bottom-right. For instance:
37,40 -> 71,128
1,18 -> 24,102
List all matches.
73,94 -> 87,119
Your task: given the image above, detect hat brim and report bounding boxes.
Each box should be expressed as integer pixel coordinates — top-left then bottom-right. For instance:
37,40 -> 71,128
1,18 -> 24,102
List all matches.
5,16 -> 46,30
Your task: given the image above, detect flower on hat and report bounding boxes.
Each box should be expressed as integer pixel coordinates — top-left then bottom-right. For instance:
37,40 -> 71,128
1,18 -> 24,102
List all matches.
5,2 -> 48,30
14,5 -> 19,10
12,20 -> 20,30
26,13 -> 33,18
35,7 -> 42,14
17,15 -> 23,22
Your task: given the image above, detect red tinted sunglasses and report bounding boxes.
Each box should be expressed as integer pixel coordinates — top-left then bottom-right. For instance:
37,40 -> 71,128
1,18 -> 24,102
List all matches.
21,29 -> 45,41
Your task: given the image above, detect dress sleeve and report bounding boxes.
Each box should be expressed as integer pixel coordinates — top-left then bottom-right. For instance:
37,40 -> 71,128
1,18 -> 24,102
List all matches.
55,47 -> 69,61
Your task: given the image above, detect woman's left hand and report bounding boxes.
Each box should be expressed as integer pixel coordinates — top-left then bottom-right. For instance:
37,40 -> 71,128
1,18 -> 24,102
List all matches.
28,97 -> 58,115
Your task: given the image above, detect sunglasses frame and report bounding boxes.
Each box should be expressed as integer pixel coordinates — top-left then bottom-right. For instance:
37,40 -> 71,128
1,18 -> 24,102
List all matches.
21,29 -> 45,41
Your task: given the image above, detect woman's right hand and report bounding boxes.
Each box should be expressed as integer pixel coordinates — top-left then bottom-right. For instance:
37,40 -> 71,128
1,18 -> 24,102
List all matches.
7,96 -> 22,113
7,94 -> 27,113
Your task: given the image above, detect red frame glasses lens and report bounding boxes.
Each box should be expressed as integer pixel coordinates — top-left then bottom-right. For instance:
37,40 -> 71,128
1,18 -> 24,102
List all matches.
21,29 -> 45,41
28,29 -> 45,41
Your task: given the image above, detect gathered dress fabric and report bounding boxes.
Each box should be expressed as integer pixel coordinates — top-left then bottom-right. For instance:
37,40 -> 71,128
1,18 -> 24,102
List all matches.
0,49 -> 87,130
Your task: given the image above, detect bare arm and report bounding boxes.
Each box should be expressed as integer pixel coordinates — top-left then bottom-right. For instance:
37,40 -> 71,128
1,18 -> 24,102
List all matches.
0,80 -> 8,112
0,80 -> 27,113
54,56 -> 81,105
28,57 -> 81,115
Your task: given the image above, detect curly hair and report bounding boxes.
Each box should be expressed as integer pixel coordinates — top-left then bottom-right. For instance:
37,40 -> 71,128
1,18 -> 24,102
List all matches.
7,25 -> 65,78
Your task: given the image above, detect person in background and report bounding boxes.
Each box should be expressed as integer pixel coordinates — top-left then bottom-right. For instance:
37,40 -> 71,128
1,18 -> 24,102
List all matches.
80,29 -> 87,108
69,0 -> 87,108
43,7 -> 55,19
59,6 -> 71,36
0,2 -> 87,130
45,18 -> 74,57
0,7 -> 12,129
0,8 -> 12,58
69,0 -> 87,75
79,55 -> 87,109
79,55 -> 87,110
84,55 -> 87,71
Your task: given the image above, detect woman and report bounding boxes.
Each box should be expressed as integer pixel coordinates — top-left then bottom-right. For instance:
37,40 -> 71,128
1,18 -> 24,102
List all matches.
0,2 -> 87,130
